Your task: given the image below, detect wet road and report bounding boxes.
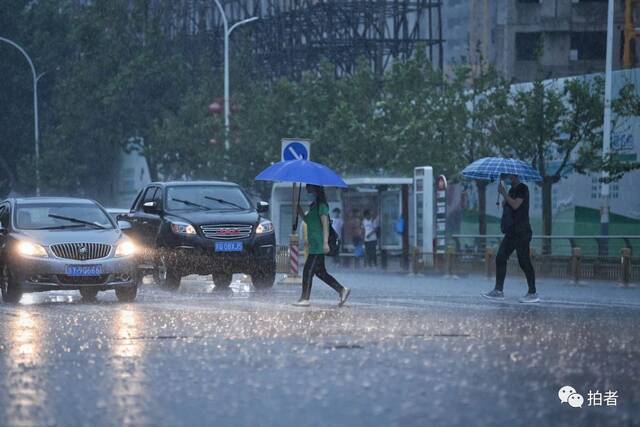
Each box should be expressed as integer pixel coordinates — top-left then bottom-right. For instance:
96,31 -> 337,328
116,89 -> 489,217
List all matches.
1,271 -> 639,427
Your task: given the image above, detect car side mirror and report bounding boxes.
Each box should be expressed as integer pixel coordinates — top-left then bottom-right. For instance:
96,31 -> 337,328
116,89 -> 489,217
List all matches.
257,201 -> 269,213
142,201 -> 159,214
117,220 -> 132,230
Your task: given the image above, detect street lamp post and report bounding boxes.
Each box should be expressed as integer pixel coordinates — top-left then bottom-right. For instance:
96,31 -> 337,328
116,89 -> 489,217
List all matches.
600,0 -> 614,255
0,36 -> 43,196
212,1 -> 258,153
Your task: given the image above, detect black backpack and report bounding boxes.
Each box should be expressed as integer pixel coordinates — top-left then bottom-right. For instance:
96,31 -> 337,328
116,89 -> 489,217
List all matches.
315,203 -> 340,256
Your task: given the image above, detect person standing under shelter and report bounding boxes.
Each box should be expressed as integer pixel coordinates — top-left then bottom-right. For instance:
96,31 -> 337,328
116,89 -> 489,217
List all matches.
331,207 -> 344,254
349,209 -> 364,267
363,210 -> 378,267
483,173 -> 538,303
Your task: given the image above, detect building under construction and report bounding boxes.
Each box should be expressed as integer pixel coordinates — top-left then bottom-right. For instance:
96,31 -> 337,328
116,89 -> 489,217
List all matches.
152,0 -> 443,78
442,0 -> 633,83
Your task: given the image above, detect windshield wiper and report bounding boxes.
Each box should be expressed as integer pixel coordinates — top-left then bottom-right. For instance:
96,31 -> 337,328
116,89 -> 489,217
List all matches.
48,214 -> 107,229
204,196 -> 245,210
171,198 -> 213,211
33,224 -> 87,230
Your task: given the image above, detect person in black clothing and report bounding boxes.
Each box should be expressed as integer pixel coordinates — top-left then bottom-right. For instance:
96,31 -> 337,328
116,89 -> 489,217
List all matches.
482,173 -> 539,303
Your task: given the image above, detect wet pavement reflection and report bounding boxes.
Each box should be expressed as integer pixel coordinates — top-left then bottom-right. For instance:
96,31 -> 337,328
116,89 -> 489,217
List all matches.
0,271 -> 638,426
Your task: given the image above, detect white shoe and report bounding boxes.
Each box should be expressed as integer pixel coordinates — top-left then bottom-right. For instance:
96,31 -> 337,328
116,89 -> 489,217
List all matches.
292,299 -> 310,307
338,287 -> 351,307
482,289 -> 504,300
519,293 -> 540,303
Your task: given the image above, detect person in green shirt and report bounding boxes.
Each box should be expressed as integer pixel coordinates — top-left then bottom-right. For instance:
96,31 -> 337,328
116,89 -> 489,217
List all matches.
293,184 -> 351,307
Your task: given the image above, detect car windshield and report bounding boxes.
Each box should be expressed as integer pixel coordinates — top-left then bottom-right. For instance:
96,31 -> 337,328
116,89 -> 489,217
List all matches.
166,185 -> 251,212
15,202 -> 115,230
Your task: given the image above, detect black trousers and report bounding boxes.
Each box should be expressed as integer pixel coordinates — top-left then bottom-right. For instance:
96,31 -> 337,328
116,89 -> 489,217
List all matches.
365,240 -> 377,266
495,232 -> 536,294
301,254 -> 345,300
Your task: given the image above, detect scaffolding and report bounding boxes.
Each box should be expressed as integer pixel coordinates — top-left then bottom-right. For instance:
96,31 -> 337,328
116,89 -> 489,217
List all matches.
249,1 -> 443,78
154,0 -> 444,78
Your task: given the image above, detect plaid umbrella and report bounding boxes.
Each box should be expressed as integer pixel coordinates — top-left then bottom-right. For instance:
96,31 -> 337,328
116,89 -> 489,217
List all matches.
462,157 -> 542,182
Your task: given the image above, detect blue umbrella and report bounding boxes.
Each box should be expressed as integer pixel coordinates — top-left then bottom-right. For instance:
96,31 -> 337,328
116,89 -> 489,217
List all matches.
256,159 -> 347,232
256,159 -> 348,188
462,157 -> 542,182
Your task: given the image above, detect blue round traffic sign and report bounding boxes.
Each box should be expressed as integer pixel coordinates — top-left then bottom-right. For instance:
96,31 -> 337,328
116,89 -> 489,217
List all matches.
283,142 -> 309,161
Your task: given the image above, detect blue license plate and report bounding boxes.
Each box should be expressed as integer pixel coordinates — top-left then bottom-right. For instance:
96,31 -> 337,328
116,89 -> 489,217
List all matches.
65,264 -> 103,276
215,241 -> 243,252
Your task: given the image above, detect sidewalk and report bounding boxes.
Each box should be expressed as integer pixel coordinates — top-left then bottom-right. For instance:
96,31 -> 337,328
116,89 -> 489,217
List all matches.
328,267 -> 640,309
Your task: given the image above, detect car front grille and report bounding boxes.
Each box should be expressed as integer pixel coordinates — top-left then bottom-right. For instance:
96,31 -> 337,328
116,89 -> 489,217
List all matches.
58,274 -> 110,285
50,243 -> 111,260
201,224 -> 253,240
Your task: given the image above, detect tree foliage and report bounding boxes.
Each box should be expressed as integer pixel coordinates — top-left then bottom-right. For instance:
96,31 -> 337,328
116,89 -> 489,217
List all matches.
1,0 -> 638,238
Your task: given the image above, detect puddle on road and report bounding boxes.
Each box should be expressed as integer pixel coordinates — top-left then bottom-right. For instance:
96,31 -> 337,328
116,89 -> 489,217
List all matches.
176,274 -> 255,296
431,333 -> 472,338
399,333 -> 473,338
111,335 -> 205,341
323,343 -> 365,350
19,292 -> 79,305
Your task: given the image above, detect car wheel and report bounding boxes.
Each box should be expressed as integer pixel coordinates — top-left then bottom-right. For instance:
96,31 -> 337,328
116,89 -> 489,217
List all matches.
212,272 -> 233,289
79,288 -> 99,302
1,266 -> 23,304
154,252 -> 181,290
134,269 -> 146,286
252,267 -> 276,289
115,285 -> 137,302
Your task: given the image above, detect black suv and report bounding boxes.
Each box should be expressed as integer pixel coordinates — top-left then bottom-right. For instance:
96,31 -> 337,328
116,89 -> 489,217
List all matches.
119,181 -> 276,290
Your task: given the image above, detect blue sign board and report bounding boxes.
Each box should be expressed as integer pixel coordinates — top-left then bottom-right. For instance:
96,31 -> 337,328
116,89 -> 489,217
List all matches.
282,140 -> 310,161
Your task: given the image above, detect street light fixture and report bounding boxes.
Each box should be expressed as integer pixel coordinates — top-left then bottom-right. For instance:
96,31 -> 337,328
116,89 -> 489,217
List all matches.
212,1 -> 258,154
0,36 -> 43,196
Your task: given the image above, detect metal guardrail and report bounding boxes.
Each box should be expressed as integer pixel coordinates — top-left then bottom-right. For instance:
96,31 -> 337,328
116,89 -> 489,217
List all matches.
441,237 -> 640,284
451,234 -> 640,256
452,234 -> 640,247
445,251 -> 639,282
277,237 -> 640,283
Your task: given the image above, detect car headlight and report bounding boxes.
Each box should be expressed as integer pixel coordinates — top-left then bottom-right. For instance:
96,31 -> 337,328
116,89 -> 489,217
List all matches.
17,241 -> 48,257
255,220 -> 274,234
170,222 -> 196,235
115,240 -> 136,257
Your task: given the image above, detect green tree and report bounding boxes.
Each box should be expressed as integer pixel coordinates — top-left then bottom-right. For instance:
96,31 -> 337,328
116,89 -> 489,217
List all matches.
494,78 -> 604,254
0,0 -> 72,195
378,50 -> 457,177
574,81 -> 640,182
447,61 -> 505,242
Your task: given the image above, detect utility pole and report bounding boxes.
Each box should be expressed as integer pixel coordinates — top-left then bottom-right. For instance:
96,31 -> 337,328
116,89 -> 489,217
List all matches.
0,37 -> 43,196
600,0 -> 614,255
212,1 -> 258,154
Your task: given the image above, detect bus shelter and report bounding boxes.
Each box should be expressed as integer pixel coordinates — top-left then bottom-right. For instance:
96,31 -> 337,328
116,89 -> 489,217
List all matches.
269,177 -> 413,264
